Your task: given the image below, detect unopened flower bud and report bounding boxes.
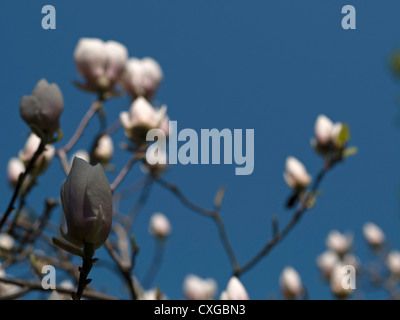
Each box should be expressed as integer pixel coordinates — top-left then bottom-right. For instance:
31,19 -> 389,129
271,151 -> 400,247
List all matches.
283,156 -> 311,191
20,79 -> 63,139
120,97 -> 169,145
220,276 -> 249,300
149,213 -> 171,239
387,251 -> 400,276
0,233 -> 14,252
120,57 -> 163,100
183,274 -> 217,300
7,158 -> 25,187
317,250 -> 339,279
363,222 -> 385,248
312,114 -> 346,153
74,38 -> 128,93
326,230 -> 352,256
279,266 -> 303,300
93,134 -> 114,164
60,157 -> 112,249
330,264 -> 353,299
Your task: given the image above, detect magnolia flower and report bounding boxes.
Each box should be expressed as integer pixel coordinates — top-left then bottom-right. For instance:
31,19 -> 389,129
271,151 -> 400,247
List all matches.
386,251 -> 400,276
93,134 -> 114,164
60,157 -> 112,249
18,133 -> 55,176
149,213 -> 171,239
220,276 -> 249,300
183,274 -> 217,300
283,156 -> 311,191
279,266 -> 303,300
120,97 -> 169,144
363,222 -> 385,248
20,79 -> 64,139
326,231 -> 353,256
7,157 -> 25,187
120,57 -> 163,99
316,250 -> 339,279
312,114 -> 346,153
74,38 -> 128,93
330,264 -> 353,299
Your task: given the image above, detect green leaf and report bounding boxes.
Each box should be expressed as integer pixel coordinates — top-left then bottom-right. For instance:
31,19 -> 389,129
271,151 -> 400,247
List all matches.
343,146 -> 358,158
337,123 -> 350,145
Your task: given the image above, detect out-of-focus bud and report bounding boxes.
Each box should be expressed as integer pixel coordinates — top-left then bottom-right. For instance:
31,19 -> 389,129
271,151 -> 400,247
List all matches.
386,251 -> 400,276
342,254 -> 360,272
314,114 -> 334,146
316,250 -> 339,279
279,266 -> 303,300
120,97 -> 169,145
0,233 -> 14,253
183,274 -> 217,300
220,276 -> 249,300
363,222 -> 385,248
60,157 -> 112,249
120,57 -> 163,100
326,230 -> 352,256
7,158 -> 25,187
20,79 -> 64,140
283,156 -> 311,191
149,213 -> 171,239
92,134 -> 114,164
48,280 -> 74,300
19,133 -> 55,176
312,114 -> 348,154
330,263 -> 353,299
143,147 -> 168,177
74,38 -> 128,94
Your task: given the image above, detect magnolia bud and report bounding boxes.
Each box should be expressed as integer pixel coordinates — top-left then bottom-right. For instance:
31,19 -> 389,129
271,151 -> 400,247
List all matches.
149,213 -> 171,239
283,156 -> 311,191
330,263 -> 353,299
279,266 -> 303,300
18,133 -> 55,176
120,57 -> 163,100
0,233 -> 14,252
220,276 -> 249,300
74,38 -> 128,93
386,251 -> 400,276
93,134 -> 114,164
183,274 -> 217,300
20,79 -> 63,139
7,157 -> 25,187
326,230 -> 352,256
316,250 -> 339,279
60,157 -> 112,249
363,222 -> 385,248
120,97 -> 169,144
314,115 -> 334,146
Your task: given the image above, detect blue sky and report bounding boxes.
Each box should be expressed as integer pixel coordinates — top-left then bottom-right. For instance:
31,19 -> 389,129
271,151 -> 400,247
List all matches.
1,0 -> 400,299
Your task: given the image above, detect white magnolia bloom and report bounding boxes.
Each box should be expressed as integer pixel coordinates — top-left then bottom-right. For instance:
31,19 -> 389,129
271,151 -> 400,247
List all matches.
60,157 -> 113,249
279,266 -> 303,300
74,38 -> 128,92
18,133 -> 55,175
7,157 -> 25,187
120,57 -> 163,99
0,234 -> 14,252
316,250 -> 339,279
220,276 -> 249,300
387,251 -> 400,276
363,222 -> 385,248
283,156 -> 311,191
183,274 -> 217,300
326,230 -> 352,256
93,134 -> 114,164
330,263 -> 353,299
120,97 -> 169,144
149,213 -> 171,239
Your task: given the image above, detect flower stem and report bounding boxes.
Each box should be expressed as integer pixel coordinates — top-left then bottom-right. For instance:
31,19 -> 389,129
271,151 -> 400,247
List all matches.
72,242 -> 96,300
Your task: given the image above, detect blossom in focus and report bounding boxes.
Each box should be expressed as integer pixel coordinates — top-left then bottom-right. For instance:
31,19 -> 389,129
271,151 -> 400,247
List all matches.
279,266 -> 303,300
120,96 -> 169,145
74,38 -> 128,94
283,156 -> 311,191
60,157 -> 112,249
220,276 -> 249,300
183,274 -> 217,300
149,212 -> 171,239
120,57 -> 163,100
19,79 -> 64,139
